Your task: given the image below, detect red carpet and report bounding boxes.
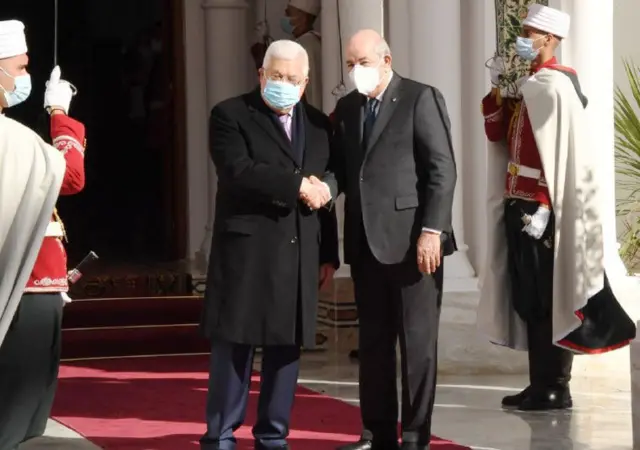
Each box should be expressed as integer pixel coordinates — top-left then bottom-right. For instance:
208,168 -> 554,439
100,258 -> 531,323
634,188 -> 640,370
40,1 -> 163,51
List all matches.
52,355 -> 469,450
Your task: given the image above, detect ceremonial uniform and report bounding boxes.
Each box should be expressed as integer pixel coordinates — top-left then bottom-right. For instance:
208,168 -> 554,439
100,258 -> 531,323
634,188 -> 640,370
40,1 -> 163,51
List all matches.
26,114 -> 85,293
482,57 -> 574,408
0,19 -> 86,449
0,114 -> 85,449
482,60 -> 557,208
478,4 -> 635,412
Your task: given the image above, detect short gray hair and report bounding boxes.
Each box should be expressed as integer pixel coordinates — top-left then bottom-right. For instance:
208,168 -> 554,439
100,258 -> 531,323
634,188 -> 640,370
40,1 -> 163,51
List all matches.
374,39 -> 391,59
262,40 -> 310,76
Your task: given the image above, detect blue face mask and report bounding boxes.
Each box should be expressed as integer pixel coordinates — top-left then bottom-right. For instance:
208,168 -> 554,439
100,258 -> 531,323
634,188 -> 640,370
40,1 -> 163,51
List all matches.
262,79 -> 300,110
515,36 -> 542,61
0,67 -> 32,108
280,17 -> 295,35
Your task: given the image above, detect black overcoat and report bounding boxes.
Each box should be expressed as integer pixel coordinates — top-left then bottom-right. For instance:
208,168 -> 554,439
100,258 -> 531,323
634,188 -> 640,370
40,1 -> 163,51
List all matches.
201,89 -> 339,347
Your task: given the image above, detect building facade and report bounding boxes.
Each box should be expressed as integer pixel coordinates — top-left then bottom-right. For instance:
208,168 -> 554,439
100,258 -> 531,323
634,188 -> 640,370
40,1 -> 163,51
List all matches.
183,0 -> 635,284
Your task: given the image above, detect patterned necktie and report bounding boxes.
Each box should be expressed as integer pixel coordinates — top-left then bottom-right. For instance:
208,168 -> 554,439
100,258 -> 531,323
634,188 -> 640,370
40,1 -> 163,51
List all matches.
279,114 -> 292,141
363,98 -> 379,147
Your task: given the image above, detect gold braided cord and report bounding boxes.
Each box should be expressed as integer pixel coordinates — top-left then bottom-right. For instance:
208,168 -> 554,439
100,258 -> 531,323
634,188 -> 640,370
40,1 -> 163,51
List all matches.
53,207 -> 68,242
507,101 -> 522,142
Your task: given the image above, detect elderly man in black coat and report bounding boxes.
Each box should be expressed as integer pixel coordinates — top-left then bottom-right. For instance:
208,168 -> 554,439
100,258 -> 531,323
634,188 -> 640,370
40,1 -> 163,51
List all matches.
199,39 -> 339,450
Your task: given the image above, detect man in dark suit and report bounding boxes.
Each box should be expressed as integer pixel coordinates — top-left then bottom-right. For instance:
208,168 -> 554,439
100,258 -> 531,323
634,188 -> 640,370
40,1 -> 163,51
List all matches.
199,39 -> 339,450
324,29 -> 457,450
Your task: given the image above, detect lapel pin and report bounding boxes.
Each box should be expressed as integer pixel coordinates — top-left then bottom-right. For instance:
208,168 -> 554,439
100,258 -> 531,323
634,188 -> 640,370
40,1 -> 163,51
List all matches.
392,98 -> 397,102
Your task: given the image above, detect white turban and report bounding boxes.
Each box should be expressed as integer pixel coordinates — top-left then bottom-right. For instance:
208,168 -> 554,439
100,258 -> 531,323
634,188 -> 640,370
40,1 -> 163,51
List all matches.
522,4 -> 570,39
0,20 -> 28,59
289,0 -> 321,17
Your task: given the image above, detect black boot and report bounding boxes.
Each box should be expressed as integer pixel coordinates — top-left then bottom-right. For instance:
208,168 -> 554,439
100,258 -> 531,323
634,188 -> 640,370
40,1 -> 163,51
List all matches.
519,385 -> 572,411
521,318 -> 574,411
337,439 -> 399,450
501,385 -> 532,408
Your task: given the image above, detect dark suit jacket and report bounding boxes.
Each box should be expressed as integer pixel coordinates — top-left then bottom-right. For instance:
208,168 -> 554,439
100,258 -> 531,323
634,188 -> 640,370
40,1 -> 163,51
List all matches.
201,89 -> 339,347
326,73 -> 457,265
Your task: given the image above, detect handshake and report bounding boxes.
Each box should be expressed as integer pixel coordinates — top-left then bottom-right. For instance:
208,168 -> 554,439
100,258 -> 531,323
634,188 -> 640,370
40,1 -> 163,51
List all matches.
299,175 -> 331,210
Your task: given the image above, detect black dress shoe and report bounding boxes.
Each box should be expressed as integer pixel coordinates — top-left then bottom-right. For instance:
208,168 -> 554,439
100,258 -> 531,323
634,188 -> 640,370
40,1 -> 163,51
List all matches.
518,386 -> 572,411
501,386 -> 532,408
337,439 -> 398,450
400,443 -> 430,450
336,440 -> 372,450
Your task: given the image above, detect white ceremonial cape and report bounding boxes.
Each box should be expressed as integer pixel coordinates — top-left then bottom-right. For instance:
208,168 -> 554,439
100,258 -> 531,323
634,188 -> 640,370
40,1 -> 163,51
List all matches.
477,68 -> 614,351
0,114 -> 66,345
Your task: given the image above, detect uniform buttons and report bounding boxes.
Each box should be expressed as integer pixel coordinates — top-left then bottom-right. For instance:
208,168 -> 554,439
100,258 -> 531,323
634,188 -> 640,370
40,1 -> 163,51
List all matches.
290,236 -> 298,244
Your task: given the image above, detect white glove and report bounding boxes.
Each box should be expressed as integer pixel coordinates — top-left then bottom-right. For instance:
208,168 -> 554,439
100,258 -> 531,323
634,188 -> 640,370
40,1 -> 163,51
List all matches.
61,292 -> 72,304
44,66 -> 76,114
522,206 -> 551,240
489,56 -> 506,87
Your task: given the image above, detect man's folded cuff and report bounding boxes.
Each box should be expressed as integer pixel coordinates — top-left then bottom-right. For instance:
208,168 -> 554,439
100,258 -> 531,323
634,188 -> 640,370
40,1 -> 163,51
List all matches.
421,227 -> 441,235
322,182 -> 332,200
322,182 -> 334,209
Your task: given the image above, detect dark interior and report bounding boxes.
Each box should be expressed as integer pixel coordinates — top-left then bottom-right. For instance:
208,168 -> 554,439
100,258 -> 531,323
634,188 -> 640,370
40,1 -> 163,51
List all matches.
1,0 -> 185,266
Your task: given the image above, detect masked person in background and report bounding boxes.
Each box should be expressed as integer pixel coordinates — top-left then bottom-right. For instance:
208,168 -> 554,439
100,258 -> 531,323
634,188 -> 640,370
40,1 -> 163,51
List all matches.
478,4 -> 635,412
0,19 -> 87,449
281,0 -> 322,110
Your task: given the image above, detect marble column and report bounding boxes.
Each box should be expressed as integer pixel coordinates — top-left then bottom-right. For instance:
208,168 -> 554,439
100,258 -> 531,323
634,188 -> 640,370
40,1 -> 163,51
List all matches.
558,0 -> 640,309
321,0 -> 385,112
320,0 -> 340,114
386,0 -> 410,76
632,327 -> 640,449
322,0 -> 385,115
196,0 -> 251,269
554,0 -> 625,278
316,1 -> 384,351
551,0 -> 640,406
182,0 -> 209,266
321,0 -> 384,277
406,0 -> 477,291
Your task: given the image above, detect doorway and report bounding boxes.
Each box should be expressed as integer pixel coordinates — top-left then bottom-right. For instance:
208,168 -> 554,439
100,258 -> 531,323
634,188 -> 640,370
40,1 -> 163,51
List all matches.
0,0 -> 188,266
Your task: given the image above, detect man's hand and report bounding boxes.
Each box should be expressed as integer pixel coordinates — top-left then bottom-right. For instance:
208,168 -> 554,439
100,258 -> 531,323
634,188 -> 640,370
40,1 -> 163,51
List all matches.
417,231 -> 441,274
44,66 -> 76,115
319,263 -> 336,291
309,175 -> 332,205
299,176 -> 331,209
522,205 -> 551,240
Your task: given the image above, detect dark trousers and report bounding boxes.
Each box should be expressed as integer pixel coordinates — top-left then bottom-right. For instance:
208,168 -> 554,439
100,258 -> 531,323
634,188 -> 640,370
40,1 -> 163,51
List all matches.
0,293 -> 63,450
200,340 -> 301,450
504,199 -> 573,388
352,241 -> 442,446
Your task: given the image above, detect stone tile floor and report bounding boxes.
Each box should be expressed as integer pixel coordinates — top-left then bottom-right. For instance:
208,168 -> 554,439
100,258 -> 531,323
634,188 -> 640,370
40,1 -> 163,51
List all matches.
20,351 -> 634,450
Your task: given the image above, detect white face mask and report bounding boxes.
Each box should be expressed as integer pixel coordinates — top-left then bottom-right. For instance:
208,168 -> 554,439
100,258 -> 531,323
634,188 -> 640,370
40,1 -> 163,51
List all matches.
349,64 -> 381,95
